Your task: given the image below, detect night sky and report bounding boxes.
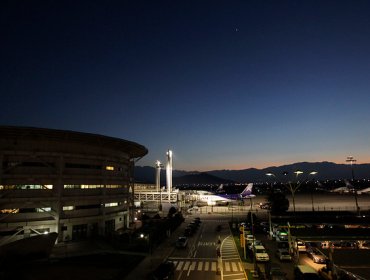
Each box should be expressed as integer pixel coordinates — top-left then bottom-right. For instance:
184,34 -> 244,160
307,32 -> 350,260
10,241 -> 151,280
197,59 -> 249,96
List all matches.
2,1 -> 370,171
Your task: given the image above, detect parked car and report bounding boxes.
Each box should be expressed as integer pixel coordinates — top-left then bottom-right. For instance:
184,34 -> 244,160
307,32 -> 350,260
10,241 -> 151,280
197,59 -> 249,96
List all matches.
189,221 -> 199,229
175,236 -> 188,248
306,247 -> 327,264
296,241 -> 306,252
276,231 -> 288,241
248,240 -> 262,250
186,223 -> 198,235
152,260 -> 175,280
276,241 -> 289,250
253,245 -> 270,262
275,249 -> 292,262
245,234 -> 254,244
187,206 -> 199,213
183,227 -> 192,237
259,202 -> 271,209
306,241 -> 323,249
340,241 -> 358,249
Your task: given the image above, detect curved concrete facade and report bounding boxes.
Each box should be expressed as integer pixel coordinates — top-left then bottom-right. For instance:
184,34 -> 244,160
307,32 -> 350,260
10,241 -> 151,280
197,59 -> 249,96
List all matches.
0,126 -> 147,244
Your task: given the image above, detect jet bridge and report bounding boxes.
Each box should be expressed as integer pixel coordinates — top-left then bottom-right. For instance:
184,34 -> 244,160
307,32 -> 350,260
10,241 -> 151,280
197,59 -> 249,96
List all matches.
133,191 -> 177,203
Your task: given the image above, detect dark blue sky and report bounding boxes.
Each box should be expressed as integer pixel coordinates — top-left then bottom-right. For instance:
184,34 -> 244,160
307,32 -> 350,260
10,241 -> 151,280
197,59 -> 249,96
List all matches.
2,1 -> 370,171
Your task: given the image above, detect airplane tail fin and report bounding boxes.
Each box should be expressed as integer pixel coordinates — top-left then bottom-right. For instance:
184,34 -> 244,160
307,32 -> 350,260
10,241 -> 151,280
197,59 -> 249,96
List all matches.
217,184 -> 224,191
241,183 -> 253,197
345,179 -> 353,187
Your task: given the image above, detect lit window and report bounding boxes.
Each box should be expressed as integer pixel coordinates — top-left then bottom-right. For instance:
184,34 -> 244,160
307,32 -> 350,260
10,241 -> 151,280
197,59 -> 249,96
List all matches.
1,209 -> 19,213
106,166 -> 114,171
63,206 -> 74,211
37,207 -> 51,212
81,185 -> 102,189
105,202 -> 118,207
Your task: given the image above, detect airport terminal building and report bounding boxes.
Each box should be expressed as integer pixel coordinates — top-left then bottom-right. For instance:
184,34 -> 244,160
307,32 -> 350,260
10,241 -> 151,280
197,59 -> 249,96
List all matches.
0,126 -> 147,244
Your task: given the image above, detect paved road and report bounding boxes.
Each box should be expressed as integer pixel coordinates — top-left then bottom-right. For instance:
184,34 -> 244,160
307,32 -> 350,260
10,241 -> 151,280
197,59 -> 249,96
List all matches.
127,193 -> 370,280
168,216 -> 247,280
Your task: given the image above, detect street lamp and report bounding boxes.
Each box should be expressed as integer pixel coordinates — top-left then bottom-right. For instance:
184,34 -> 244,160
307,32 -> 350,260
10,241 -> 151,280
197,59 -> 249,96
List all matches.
249,197 -> 258,277
264,178 -> 275,238
346,156 -> 360,216
139,233 -> 151,254
309,171 -> 318,212
266,171 -> 318,213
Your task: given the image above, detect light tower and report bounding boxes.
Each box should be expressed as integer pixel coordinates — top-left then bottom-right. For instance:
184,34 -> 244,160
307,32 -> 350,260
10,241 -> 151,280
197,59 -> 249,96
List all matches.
155,160 -> 163,212
155,160 -> 162,192
166,150 -> 173,197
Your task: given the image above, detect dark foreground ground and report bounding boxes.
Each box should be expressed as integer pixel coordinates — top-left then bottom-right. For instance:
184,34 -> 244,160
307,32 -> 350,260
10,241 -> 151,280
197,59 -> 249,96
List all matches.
0,253 -> 144,280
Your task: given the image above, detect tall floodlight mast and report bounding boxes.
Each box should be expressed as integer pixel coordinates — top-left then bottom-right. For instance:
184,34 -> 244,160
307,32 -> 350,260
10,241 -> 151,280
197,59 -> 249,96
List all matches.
166,150 -> 173,200
155,160 -> 162,192
155,160 -> 164,211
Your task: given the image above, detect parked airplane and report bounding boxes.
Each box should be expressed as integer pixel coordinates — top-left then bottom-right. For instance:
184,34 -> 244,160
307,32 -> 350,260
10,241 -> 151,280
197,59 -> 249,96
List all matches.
193,183 -> 255,206
357,187 -> 370,194
330,186 -> 350,193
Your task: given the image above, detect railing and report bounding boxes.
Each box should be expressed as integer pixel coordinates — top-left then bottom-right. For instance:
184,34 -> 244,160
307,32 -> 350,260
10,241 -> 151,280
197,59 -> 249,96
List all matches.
61,208 -> 101,218
0,212 -> 55,223
133,192 -> 177,203
0,189 -> 54,199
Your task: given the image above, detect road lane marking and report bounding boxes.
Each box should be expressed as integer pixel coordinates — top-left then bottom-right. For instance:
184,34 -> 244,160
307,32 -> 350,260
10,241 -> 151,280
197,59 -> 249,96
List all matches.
211,261 -> 217,271
187,261 -> 196,276
225,261 -> 231,271
176,261 -> 184,271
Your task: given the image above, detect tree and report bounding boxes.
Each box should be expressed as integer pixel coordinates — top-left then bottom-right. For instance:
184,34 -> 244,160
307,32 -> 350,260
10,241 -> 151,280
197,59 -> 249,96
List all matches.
268,192 -> 289,213
167,206 -> 177,218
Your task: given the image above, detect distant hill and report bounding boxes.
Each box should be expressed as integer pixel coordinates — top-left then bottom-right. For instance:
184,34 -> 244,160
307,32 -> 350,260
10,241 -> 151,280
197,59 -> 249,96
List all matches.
207,162 -> 370,183
134,166 -> 190,184
173,172 -> 234,185
135,161 -> 370,184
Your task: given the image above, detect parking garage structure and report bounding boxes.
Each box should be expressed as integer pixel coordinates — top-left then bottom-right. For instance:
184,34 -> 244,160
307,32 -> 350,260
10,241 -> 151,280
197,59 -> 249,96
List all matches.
0,126 -> 147,244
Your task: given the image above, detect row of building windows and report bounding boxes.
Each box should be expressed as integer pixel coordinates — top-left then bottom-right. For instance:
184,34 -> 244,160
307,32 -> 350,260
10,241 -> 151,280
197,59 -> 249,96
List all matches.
64,184 -> 128,189
1,202 -> 127,213
0,184 -> 129,190
3,161 -> 127,172
0,185 -> 53,190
